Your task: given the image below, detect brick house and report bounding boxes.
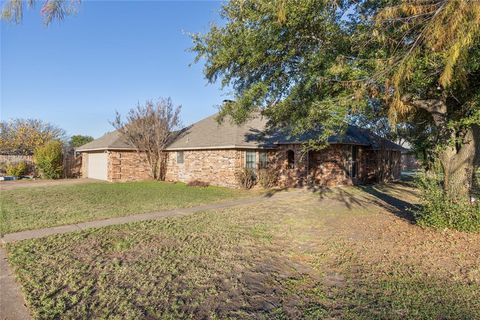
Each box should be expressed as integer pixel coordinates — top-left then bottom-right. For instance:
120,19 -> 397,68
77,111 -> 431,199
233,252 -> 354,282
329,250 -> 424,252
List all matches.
77,113 -> 403,188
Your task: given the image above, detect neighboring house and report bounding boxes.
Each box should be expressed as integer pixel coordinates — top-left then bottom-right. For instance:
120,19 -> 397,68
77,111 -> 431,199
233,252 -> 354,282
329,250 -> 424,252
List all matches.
77,113 -> 404,188
401,150 -> 420,171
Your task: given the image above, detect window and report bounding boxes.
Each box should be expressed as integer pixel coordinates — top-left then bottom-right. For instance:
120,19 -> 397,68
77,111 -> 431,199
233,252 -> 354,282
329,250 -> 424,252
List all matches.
351,146 -> 358,178
287,150 -> 295,169
176,151 -> 184,164
259,151 -> 268,169
245,150 -> 256,169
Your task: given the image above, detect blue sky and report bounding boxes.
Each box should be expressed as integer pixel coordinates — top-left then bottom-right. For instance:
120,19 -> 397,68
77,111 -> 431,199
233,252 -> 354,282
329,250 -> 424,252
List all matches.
1,1 -> 229,138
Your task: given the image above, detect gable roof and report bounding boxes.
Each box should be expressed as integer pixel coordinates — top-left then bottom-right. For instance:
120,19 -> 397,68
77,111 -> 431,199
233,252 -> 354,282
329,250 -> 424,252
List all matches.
77,113 -> 405,152
166,113 -> 271,150
76,131 -> 134,151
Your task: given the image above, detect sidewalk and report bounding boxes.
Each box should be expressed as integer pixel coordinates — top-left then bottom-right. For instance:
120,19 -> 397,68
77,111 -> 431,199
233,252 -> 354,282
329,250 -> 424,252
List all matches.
0,248 -> 30,320
1,190 -> 297,244
0,190 -> 299,320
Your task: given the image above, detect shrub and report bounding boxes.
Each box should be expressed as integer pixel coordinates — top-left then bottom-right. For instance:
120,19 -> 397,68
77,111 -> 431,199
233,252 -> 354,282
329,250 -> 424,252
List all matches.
236,168 -> 257,189
187,180 -> 210,187
0,161 -> 7,175
6,161 -> 28,177
257,168 -> 277,189
34,140 -> 64,179
414,172 -> 480,232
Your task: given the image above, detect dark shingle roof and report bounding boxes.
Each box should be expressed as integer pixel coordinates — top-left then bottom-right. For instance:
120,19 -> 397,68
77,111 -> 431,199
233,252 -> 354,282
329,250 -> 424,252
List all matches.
77,113 -> 405,152
266,125 -> 405,151
166,113 -> 271,150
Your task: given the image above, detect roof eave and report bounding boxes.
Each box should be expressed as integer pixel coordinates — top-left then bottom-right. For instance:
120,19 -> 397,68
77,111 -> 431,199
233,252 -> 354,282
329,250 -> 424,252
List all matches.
76,147 -> 137,152
165,144 -> 277,151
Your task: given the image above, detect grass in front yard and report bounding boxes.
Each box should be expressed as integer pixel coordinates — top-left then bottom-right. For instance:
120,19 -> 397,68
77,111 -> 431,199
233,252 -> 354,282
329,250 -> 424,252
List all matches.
0,181 -> 245,234
6,184 -> 480,319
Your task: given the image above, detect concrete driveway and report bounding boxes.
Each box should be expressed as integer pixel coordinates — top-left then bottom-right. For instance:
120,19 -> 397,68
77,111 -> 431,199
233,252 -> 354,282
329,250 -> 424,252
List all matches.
0,178 -> 103,191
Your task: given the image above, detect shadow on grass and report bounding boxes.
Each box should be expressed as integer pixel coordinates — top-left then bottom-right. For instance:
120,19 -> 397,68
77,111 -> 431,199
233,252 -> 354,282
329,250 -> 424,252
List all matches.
358,185 -> 419,222
303,182 -> 419,223
262,187 -> 290,198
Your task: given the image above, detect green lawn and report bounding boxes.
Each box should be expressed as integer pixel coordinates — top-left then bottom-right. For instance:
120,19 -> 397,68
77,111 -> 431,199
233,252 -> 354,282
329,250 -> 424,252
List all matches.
6,184 -> 480,319
0,181 -> 245,234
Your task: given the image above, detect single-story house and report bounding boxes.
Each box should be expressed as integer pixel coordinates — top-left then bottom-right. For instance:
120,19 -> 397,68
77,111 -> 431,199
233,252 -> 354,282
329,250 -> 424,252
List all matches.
77,113 -> 404,188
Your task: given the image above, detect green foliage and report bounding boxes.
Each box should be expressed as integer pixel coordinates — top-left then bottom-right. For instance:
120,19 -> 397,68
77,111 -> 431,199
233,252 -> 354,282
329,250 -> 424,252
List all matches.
193,0 -> 480,201
414,173 -> 480,232
191,0 -> 360,145
235,168 -> 257,189
69,135 -> 94,148
257,168 -> 277,189
34,140 -> 63,179
6,161 -> 28,177
0,118 -> 66,155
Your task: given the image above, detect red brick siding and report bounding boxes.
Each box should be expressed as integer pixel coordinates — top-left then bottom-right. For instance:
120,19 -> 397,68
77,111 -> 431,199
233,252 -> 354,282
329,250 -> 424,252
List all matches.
80,146 -> 402,187
107,151 -> 151,182
270,144 -> 309,187
307,145 -> 354,187
81,152 -> 88,178
165,149 -> 244,188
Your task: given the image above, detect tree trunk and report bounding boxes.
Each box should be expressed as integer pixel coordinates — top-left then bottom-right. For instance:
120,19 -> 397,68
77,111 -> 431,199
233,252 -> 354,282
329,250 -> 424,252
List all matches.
406,98 -> 479,201
439,125 -> 479,200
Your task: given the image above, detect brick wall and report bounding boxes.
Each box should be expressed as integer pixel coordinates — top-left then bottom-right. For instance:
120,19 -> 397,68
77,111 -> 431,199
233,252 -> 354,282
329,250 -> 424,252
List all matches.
108,151 -> 151,182
80,146 -> 402,187
271,144 -> 309,187
81,153 -> 88,178
98,149 -> 245,187
307,145 -> 354,187
165,149 -> 244,188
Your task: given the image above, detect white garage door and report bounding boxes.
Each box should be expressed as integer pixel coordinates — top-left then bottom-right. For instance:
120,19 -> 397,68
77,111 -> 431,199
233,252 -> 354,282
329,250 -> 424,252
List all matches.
87,153 -> 108,180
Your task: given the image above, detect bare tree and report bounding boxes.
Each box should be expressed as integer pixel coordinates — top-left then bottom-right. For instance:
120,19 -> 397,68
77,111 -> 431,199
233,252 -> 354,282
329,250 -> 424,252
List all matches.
112,98 -> 181,180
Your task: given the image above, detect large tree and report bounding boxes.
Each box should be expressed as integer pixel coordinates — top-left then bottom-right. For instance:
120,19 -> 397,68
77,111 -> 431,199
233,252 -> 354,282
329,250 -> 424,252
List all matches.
112,98 -> 181,181
0,118 -> 66,155
192,0 -> 480,201
373,0 -> 480,199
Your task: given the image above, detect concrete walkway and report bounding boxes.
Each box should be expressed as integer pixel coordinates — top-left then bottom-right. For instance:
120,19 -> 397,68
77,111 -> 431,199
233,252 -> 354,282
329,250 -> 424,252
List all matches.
0,190 -> 299,320
0,178 -> 101,191
0,248 -> 30,320
1,191 -> 298,244
0,183 -> 417,319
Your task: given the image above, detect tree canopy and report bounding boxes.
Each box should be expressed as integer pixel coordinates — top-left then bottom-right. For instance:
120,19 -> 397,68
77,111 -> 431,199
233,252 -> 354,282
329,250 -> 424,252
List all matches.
0,119 -> 66,155
69,135 -> 94,148
192,0 -> 480,200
